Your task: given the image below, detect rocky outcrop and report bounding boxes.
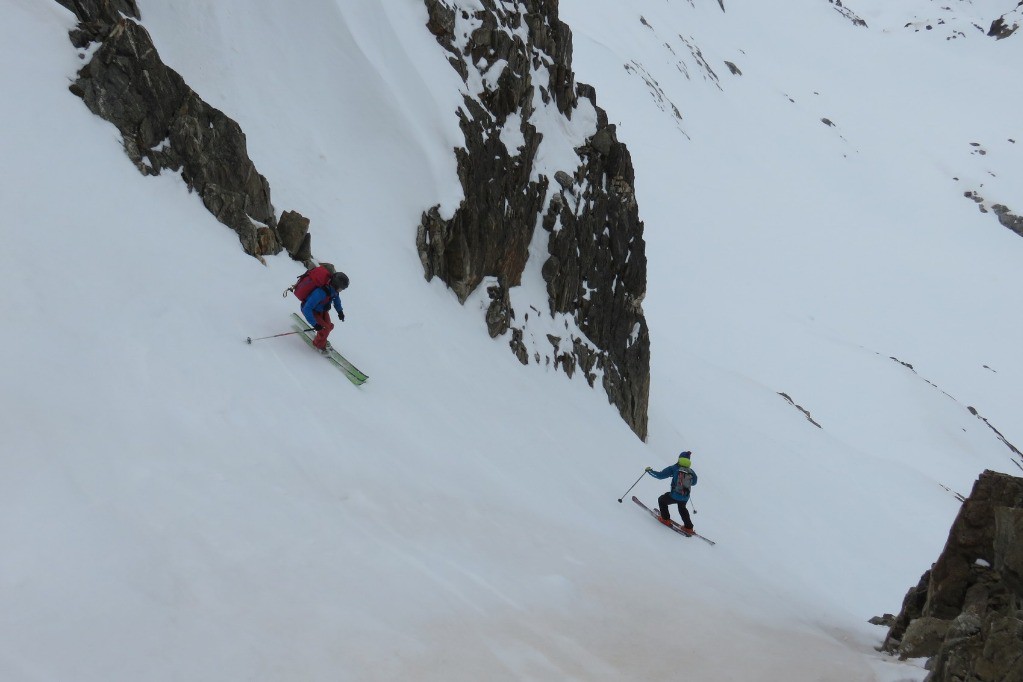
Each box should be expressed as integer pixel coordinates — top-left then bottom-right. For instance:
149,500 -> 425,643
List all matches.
988,3 -> 1022,39
991,204 -> 1023,238
828,0 -> 868,28
66,16 -> 279,258
417,0 -> 650,439
58,2 -> 310,261
963,190 -> 1023,239
542,113 -> 650,438
882,470 -> 1023,681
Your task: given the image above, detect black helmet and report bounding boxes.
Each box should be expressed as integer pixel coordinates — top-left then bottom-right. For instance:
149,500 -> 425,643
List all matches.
331,271 -> 350,290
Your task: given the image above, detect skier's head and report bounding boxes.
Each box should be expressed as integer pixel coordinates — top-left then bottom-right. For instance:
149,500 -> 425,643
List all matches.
677,451 -> 692,468
331,271 -> 350,291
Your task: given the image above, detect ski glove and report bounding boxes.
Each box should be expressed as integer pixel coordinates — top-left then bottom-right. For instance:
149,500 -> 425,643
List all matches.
645,467 -> 653,472
313,324 -> 323,331
339,311 -> 345,322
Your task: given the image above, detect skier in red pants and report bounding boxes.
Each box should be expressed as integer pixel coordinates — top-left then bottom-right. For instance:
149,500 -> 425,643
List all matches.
300,271 -> 348,351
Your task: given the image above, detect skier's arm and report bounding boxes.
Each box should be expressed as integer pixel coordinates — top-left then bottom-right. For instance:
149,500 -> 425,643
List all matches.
332,292 -> 345,320
647,466 -> 673,480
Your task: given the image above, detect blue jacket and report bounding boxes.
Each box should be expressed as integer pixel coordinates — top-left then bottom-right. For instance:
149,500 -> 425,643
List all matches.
301,285 -> 344,326
647,464 -> 698,502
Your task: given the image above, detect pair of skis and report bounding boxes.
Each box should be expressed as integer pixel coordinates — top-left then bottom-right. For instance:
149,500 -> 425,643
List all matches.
290,313 -> 368,386
632,496 -> 716,545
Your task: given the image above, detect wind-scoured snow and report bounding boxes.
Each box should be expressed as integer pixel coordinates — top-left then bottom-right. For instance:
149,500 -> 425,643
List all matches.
1,0 -> 1021,680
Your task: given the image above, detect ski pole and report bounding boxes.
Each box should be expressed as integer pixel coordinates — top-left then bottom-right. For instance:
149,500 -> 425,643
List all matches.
688,494 -> 698,514
617,470 -> 647,503
245,329 -> 313,344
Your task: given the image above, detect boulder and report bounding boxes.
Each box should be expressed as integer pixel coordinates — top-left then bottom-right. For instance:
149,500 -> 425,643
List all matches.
899,617 -> 951,659
278,210 -> 312,260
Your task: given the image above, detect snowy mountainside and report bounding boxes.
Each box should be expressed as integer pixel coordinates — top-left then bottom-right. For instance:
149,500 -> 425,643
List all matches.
559,0 -> 1023,425
0,0 -> 1021,680
854,0 -> 1023,39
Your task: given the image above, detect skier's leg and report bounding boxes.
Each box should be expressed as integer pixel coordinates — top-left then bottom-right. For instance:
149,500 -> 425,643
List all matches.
677,502 -> 693,530
313,311 -> 334,349
657,492 -> 673,521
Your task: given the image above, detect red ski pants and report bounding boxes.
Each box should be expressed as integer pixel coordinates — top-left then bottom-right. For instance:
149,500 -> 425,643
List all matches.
312,310 -> 334,350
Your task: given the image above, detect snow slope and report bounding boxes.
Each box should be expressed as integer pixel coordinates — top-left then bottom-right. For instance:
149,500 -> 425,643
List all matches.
1,0 -> 1021,679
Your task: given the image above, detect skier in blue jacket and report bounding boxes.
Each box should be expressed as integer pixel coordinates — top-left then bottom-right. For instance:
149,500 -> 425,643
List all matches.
302,271 -> 348,351
646,451 -> 697,532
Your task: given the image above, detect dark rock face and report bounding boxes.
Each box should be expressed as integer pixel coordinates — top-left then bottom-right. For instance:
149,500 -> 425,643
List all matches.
989,7 -> 1021,40
882,470 -> 1023,681
60,4 -> 294,260
417,0 -> 650,439
56,0 -> 139,34
541,104 -> 650,438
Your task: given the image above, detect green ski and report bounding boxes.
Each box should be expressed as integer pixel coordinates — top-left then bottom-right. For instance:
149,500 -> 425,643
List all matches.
291,313 -> 368,386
